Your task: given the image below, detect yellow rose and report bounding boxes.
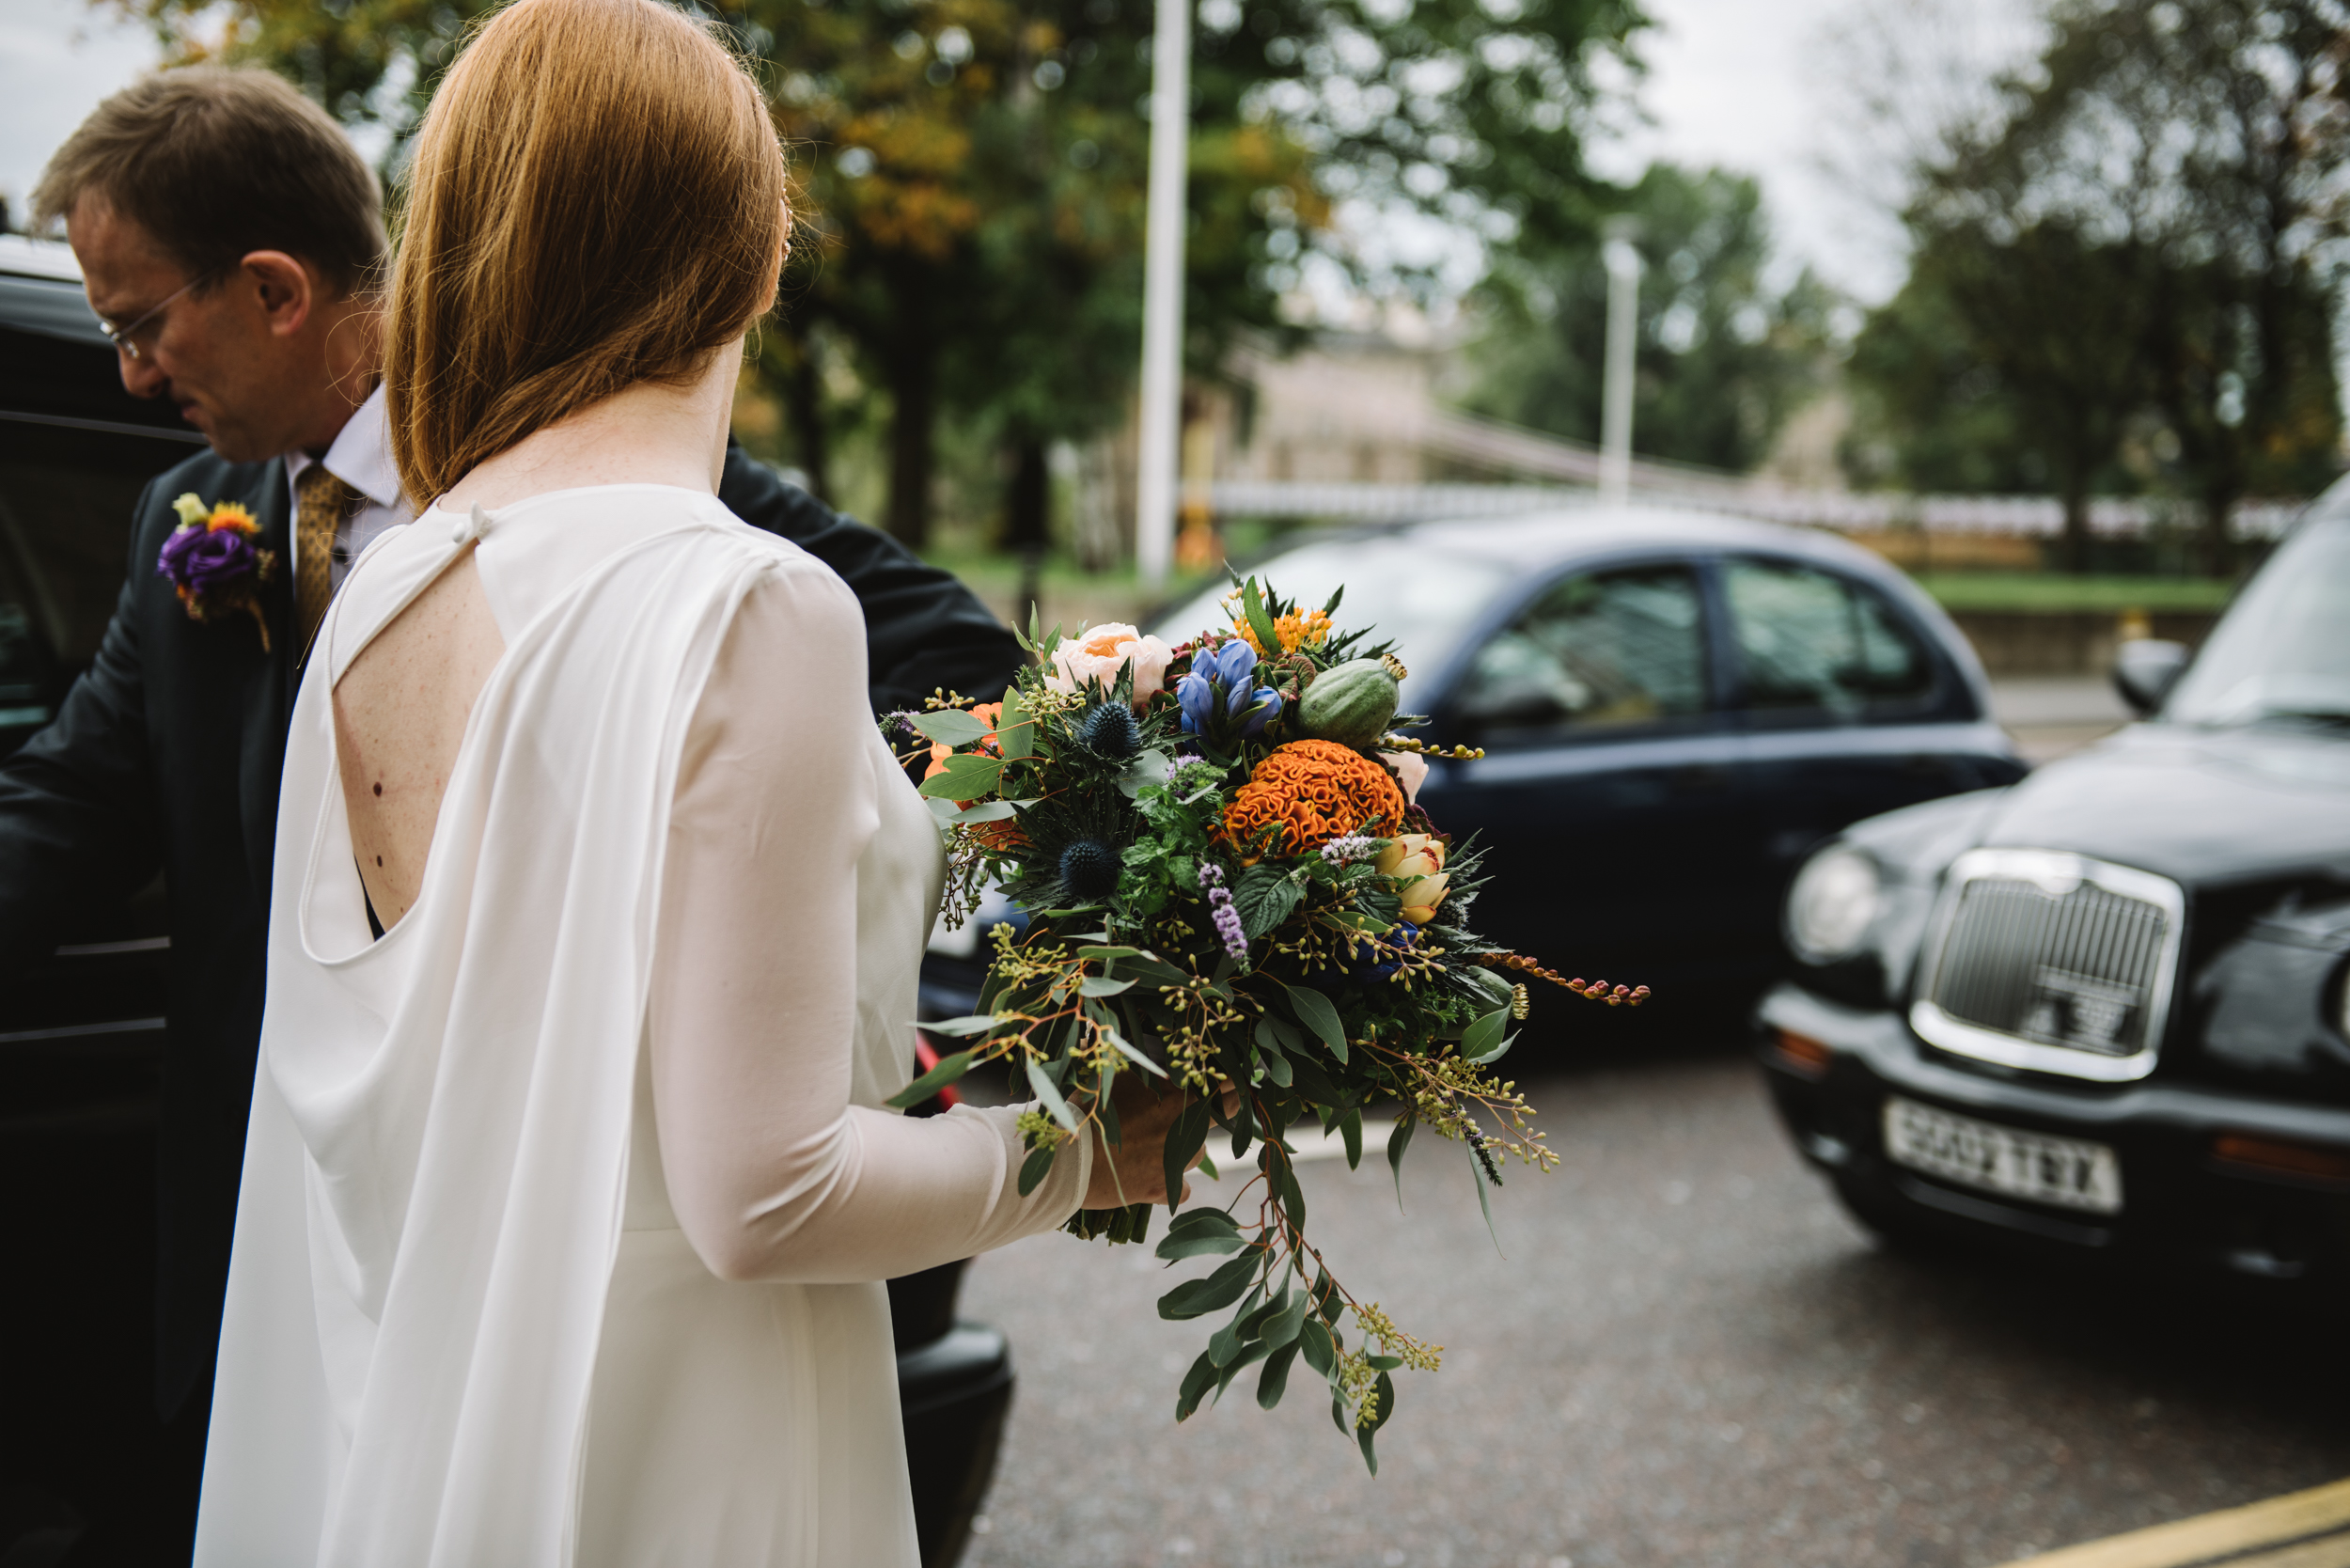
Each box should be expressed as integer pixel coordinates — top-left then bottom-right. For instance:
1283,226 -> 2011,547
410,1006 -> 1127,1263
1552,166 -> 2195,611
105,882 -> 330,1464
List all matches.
1376,833 -> 1449,924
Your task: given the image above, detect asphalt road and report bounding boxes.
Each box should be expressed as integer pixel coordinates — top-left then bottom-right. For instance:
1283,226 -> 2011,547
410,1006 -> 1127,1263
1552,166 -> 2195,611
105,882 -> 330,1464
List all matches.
956,1050 -> 2350,1568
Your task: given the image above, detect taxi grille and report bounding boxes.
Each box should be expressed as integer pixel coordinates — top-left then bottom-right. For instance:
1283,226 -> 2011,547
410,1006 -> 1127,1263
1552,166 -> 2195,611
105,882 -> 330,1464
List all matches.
1911,850 -> 2184,1081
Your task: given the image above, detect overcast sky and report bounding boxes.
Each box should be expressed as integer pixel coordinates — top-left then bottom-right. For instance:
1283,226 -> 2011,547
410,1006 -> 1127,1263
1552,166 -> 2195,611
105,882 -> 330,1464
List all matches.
0,0 -> 2042,306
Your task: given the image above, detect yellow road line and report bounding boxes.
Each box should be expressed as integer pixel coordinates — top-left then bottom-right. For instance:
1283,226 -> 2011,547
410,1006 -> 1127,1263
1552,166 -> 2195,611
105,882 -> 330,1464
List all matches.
2003,1479 -> 2350,1568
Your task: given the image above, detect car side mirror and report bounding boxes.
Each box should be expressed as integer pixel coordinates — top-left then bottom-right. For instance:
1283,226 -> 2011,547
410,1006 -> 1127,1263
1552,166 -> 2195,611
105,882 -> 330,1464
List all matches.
2112,638 -> 2188,716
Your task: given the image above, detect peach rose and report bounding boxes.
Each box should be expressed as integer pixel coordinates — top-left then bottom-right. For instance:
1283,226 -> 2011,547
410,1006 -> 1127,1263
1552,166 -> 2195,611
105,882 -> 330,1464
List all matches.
1044,622 -> 1175,707
1380,747 -> 1428,806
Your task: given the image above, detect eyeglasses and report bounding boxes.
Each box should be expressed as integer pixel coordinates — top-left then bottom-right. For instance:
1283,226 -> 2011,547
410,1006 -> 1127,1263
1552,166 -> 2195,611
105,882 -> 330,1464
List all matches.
97,271 -> 216,361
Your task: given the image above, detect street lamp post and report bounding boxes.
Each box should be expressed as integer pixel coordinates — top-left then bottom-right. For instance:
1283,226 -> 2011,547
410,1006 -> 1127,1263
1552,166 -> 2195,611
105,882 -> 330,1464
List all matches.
1134,0 -> 1191,591
1599,222 -> 1642,510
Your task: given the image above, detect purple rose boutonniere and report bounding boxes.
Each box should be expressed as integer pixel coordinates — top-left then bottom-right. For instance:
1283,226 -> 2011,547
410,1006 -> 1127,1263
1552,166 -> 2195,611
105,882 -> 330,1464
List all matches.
158,494 -> 279,651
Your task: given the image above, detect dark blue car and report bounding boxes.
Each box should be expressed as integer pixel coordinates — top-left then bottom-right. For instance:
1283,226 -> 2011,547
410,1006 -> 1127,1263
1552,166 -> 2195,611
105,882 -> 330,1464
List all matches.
1141,511 -> 2028,1024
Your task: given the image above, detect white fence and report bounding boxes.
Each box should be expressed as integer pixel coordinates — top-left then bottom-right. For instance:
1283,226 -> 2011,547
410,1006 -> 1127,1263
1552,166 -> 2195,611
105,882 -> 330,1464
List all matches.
1200,479 -> 2309,541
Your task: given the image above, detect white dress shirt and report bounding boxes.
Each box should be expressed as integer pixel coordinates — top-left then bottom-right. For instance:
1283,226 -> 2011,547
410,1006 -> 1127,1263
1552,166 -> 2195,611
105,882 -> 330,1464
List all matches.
284,384 -> 412,592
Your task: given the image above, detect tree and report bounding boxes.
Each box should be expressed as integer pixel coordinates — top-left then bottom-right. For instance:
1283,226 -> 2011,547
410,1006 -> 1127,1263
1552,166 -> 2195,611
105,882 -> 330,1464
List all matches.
1464,163 -> 1836,474
107,0 -> 1649,550
1859,0 -> 2349,572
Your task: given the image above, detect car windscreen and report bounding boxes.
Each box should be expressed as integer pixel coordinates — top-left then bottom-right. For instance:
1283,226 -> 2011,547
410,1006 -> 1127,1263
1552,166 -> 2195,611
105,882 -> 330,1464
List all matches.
2165,515 -> 2350,730
1151,536 -> 1511,702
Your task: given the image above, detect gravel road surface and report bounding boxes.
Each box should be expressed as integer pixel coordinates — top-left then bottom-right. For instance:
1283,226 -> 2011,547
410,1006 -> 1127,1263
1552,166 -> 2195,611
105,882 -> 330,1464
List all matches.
957,1052 -> 2350,1568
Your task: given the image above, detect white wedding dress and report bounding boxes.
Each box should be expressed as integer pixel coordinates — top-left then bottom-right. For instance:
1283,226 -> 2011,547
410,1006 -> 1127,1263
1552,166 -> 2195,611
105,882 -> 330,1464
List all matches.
195,486 -> 1088,1567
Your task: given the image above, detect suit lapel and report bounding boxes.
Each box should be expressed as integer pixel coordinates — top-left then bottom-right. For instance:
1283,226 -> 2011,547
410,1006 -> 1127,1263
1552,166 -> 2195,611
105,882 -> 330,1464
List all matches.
238,460 -> 294,901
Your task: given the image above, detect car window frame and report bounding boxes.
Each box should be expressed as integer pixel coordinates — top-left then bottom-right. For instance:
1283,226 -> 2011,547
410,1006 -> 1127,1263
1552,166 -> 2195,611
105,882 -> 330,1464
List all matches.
1435,547 -> 1733,751
1712,551 -> 1955,730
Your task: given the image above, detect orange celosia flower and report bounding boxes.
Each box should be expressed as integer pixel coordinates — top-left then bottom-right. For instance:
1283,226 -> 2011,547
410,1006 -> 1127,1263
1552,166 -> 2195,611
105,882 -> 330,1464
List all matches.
924,701 -> 1002,780
1219,738 -> 1405,857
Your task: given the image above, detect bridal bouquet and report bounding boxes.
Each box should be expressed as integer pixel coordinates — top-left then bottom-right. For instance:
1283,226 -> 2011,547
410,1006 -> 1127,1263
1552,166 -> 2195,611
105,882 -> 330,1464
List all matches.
884,578 -> 1643,1470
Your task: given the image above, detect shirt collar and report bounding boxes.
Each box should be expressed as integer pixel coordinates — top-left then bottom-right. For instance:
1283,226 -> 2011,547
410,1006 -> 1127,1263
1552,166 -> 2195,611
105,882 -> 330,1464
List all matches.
285,384 -> 406,511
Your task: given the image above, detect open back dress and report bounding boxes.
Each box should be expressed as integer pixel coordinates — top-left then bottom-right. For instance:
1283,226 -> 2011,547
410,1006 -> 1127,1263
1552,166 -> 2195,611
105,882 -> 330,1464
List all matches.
195,486 -> 1085,1567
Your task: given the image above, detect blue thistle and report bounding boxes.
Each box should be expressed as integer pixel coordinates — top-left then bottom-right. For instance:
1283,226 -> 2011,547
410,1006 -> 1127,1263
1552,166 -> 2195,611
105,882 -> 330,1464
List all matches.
1073,701 -> 1143,760
1058,838 -> 1121,901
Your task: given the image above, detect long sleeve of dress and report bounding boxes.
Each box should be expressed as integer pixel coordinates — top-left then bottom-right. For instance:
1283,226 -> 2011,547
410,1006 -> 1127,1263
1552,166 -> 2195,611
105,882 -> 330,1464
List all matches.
646,560 -> 1088,1285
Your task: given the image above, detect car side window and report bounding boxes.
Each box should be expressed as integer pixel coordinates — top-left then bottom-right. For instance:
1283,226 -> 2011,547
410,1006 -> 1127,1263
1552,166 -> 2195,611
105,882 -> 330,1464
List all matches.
1454,563 -> 1708,736
1724,558 -> 1935,714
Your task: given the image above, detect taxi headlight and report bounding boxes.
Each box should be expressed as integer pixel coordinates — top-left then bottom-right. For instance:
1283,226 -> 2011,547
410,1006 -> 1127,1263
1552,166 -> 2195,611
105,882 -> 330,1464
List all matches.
1786,845 -> 1881,964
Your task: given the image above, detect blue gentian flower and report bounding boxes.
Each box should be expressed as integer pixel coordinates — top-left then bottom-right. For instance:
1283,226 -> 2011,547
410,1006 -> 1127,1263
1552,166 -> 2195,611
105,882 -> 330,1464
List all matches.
1176,670 -> 1216,734
1240,686 -> 1283,738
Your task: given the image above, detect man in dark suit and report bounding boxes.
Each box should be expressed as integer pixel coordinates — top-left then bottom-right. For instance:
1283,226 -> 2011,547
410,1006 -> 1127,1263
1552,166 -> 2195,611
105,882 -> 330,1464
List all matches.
15,67 -> 1018,1561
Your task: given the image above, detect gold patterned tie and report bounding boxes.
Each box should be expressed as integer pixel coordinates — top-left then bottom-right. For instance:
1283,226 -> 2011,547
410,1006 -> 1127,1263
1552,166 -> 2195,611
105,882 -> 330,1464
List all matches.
292,463 -> 354,653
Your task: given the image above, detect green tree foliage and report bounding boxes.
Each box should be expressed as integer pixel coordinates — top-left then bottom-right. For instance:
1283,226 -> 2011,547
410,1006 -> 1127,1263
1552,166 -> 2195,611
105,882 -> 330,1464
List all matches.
108,0 -> 1647,551
1848,0 -> 2349,572
1465,163 -> 1836,474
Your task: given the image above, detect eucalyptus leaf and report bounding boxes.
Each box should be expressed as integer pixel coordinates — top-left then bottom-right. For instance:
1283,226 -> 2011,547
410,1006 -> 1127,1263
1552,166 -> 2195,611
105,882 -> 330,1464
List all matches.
1298,1317 -> 1338,1381
1340,1108 -> 1364,1169
1466,1029 -> 1518,1068
916,753 -> 1003,800
1460,1007 -> 1511,1064
940,799 -> 1016,823
1209,1289 -> 1263,1366
919,1014 -> 1003,1037
1213,1338 -> 1274,1402
911,709 -> 989,748
1016,1142 -> 1056,1197
1283,983 -> 1348,1062
885,1048 -> 975,1109
995,687 -> 1035,760
1157,1252 -> 1259,1320
1101,1027 -> 1168,1077
1387,1110 -> 1417,1209
1164,1098 -> 1214,1215
1175,1349 -> 1219,1421
1155,1228 -> 1247,1261
1260,1288 -> 1309,1352
1120,954 -> 1192,986
1026,1058 -> 1079,1134
1079,976 -> 1136,997
1256,1341 -> 1300,1410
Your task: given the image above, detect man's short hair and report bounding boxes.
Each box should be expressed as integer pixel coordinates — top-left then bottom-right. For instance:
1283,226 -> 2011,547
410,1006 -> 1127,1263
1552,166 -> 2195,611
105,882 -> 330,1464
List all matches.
31,67 -> 386,296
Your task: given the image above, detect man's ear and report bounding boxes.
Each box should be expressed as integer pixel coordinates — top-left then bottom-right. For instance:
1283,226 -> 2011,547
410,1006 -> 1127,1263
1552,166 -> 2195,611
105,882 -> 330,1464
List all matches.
240,251 -> 318,339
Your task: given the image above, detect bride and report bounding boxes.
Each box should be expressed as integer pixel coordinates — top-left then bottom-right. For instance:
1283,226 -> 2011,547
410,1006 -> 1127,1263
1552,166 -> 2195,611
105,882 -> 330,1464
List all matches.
193,1 -> 1192,1561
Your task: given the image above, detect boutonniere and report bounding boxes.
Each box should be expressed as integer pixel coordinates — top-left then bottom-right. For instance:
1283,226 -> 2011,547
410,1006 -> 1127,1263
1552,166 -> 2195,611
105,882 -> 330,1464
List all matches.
158,494 -> 280,651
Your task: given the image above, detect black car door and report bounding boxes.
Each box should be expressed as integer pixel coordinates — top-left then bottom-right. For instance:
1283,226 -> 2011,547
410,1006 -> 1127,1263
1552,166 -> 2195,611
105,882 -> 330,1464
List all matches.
1722,554 -> 2016,939
1417,555 -> 1754,987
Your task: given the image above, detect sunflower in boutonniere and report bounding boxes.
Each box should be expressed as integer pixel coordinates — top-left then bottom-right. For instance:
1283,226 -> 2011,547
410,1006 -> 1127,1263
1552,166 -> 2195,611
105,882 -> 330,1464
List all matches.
157,494 -> 279,651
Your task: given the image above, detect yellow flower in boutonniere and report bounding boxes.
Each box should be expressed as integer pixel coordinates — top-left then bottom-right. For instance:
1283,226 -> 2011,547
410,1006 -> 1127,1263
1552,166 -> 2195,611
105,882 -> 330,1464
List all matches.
158,493 -> 279,651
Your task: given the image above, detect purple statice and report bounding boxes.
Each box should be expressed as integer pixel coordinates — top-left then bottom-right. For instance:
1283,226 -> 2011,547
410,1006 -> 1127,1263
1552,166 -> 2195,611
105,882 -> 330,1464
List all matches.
1198,859 -> 1247,958
1319,834 -> 1380,866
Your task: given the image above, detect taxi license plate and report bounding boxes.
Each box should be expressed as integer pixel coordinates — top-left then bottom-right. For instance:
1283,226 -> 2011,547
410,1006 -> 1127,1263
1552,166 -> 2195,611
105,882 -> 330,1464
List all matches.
1882,1097 -> 2123,1215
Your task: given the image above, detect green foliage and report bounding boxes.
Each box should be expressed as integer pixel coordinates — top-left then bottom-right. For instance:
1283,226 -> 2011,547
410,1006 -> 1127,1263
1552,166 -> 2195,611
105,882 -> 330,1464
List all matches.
1465,163 -> 1838,473
1846,0 -> 2347,572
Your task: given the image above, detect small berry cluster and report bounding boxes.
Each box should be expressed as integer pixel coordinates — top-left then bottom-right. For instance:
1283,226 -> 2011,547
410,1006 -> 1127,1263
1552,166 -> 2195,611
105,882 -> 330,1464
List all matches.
1198,860 -> 1247,958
